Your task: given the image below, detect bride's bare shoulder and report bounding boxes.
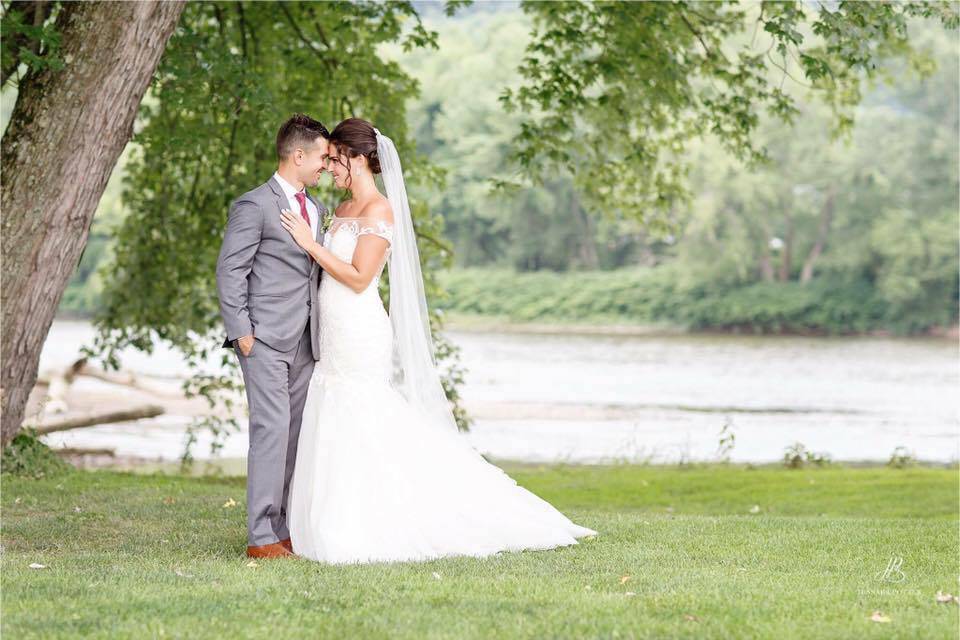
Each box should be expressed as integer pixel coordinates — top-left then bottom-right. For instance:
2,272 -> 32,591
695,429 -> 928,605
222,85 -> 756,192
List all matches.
358,196 -> 393,224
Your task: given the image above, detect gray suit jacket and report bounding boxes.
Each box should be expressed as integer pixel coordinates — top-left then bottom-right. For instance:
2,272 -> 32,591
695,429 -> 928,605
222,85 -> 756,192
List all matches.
216,176 -> 327,360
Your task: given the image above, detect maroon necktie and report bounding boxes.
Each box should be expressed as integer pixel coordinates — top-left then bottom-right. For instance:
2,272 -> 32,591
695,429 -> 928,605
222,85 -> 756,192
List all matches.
294,191 -> 310,228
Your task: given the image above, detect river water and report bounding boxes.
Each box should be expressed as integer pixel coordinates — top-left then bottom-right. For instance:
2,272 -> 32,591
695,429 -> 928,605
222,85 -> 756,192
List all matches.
36,320 -> 959,465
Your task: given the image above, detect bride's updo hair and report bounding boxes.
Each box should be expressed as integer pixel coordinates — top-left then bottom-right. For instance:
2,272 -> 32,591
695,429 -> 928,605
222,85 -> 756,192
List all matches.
328,118 -> 381,187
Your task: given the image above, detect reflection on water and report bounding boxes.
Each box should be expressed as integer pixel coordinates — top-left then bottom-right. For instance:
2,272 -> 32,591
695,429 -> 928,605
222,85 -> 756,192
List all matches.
37,320 -> 960,464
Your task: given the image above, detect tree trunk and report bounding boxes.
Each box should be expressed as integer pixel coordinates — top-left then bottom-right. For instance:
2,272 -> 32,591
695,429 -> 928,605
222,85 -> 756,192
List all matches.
758,252 -> 775,282
758,219 -> 775,282
800,185 -> 836,284
570,189 -> 599,269
1,0 -> 185,448
778,202 -> 794,282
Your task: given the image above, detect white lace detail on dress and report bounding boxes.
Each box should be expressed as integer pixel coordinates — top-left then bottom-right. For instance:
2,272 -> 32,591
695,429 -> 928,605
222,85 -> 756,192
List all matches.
322,216 -> 394,292
326,216 -> 394,245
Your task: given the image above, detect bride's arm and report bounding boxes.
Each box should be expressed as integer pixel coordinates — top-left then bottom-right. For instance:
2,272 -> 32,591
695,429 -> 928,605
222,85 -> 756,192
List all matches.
280,209 -> 391,293
308,234 -> 389,293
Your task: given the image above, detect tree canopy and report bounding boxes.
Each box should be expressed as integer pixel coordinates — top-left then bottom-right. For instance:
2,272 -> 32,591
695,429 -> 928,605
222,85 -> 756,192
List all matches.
499,1 -> 959,228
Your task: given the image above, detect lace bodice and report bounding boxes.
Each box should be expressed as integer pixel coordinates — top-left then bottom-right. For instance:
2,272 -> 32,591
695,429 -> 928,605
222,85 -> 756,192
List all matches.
317,216 -> 395,383
323,216 -> 394,288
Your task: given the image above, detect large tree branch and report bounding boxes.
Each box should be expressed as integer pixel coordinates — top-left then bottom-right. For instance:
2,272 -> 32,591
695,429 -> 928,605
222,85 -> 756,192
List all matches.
1,0 -> 54,85
278,3 -> 338,74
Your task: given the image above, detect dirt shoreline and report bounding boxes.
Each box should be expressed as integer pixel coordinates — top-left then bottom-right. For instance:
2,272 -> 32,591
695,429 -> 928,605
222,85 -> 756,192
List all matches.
442,314 -> 960,339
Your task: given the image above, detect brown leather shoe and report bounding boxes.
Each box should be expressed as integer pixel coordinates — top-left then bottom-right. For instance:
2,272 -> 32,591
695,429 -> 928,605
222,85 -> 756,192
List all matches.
279,538 -> 292,552
247,541 -> 293,559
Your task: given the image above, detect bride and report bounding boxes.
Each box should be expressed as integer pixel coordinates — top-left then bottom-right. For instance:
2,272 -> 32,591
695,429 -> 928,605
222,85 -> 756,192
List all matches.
279,117 -> 597,565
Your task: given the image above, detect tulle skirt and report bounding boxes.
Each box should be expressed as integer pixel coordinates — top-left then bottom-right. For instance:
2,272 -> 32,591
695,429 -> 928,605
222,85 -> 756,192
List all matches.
287,370 -> 598,565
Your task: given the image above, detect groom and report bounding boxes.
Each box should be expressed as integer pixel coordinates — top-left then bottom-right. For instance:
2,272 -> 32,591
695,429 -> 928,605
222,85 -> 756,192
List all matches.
216,113 -> 330,558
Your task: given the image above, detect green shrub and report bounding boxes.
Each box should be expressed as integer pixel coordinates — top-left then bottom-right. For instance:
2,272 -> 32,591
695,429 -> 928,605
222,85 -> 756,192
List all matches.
1,429 -> 72,479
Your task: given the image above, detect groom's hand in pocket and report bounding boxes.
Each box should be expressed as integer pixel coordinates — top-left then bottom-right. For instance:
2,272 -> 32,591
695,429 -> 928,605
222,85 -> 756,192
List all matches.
236,334 -> 255,356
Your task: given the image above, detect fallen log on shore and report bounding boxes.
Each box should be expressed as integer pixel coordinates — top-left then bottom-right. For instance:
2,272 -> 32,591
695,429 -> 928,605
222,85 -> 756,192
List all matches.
27,405 -> 166,435
54,447 -> 117,456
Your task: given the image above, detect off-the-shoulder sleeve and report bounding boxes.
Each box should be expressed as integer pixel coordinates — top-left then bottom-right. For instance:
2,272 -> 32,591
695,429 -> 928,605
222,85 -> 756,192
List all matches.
357,220 -> 394,244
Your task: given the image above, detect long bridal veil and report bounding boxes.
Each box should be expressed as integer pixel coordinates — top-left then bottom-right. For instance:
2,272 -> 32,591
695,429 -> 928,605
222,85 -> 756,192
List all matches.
375,128 -> 459,434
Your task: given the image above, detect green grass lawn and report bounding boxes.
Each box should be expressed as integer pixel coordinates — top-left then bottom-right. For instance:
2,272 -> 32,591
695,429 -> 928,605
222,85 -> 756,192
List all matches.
2,461 -> 957,639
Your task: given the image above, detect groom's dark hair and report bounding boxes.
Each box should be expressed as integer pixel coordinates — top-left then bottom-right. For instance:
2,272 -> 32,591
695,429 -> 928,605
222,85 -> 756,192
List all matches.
276,114 -> 330,160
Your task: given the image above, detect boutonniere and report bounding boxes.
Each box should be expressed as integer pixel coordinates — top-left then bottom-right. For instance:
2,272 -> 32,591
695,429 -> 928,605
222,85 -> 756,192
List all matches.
320,210 -> 335,234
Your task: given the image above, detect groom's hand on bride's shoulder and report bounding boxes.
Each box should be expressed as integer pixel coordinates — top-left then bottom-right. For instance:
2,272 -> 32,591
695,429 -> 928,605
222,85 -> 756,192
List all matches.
234,334 -> 255,356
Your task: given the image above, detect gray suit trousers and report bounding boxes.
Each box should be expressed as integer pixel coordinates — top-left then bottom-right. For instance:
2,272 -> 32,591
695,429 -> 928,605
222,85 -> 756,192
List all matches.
234,320 -> 315,546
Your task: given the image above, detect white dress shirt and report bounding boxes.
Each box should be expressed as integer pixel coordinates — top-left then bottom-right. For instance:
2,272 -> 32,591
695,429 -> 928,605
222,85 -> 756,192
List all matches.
273,171 -> 318,239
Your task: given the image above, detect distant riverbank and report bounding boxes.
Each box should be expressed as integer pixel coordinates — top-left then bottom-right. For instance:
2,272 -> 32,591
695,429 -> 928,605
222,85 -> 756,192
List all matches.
435,267 -> 960,338
57,263 -> 959,338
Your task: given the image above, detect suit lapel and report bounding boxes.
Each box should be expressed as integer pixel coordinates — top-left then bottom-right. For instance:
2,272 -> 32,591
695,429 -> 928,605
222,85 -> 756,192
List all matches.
269,176 -> 311,260
305,190 -> 326,276
306,190 -> 325,243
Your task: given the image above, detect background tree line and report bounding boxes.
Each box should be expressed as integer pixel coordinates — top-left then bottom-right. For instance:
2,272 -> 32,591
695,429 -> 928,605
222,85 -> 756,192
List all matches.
2,0 -> 955,447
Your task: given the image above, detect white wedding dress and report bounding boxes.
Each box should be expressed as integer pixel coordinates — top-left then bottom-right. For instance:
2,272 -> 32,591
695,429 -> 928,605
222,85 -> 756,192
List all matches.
287,216 -> 598,565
